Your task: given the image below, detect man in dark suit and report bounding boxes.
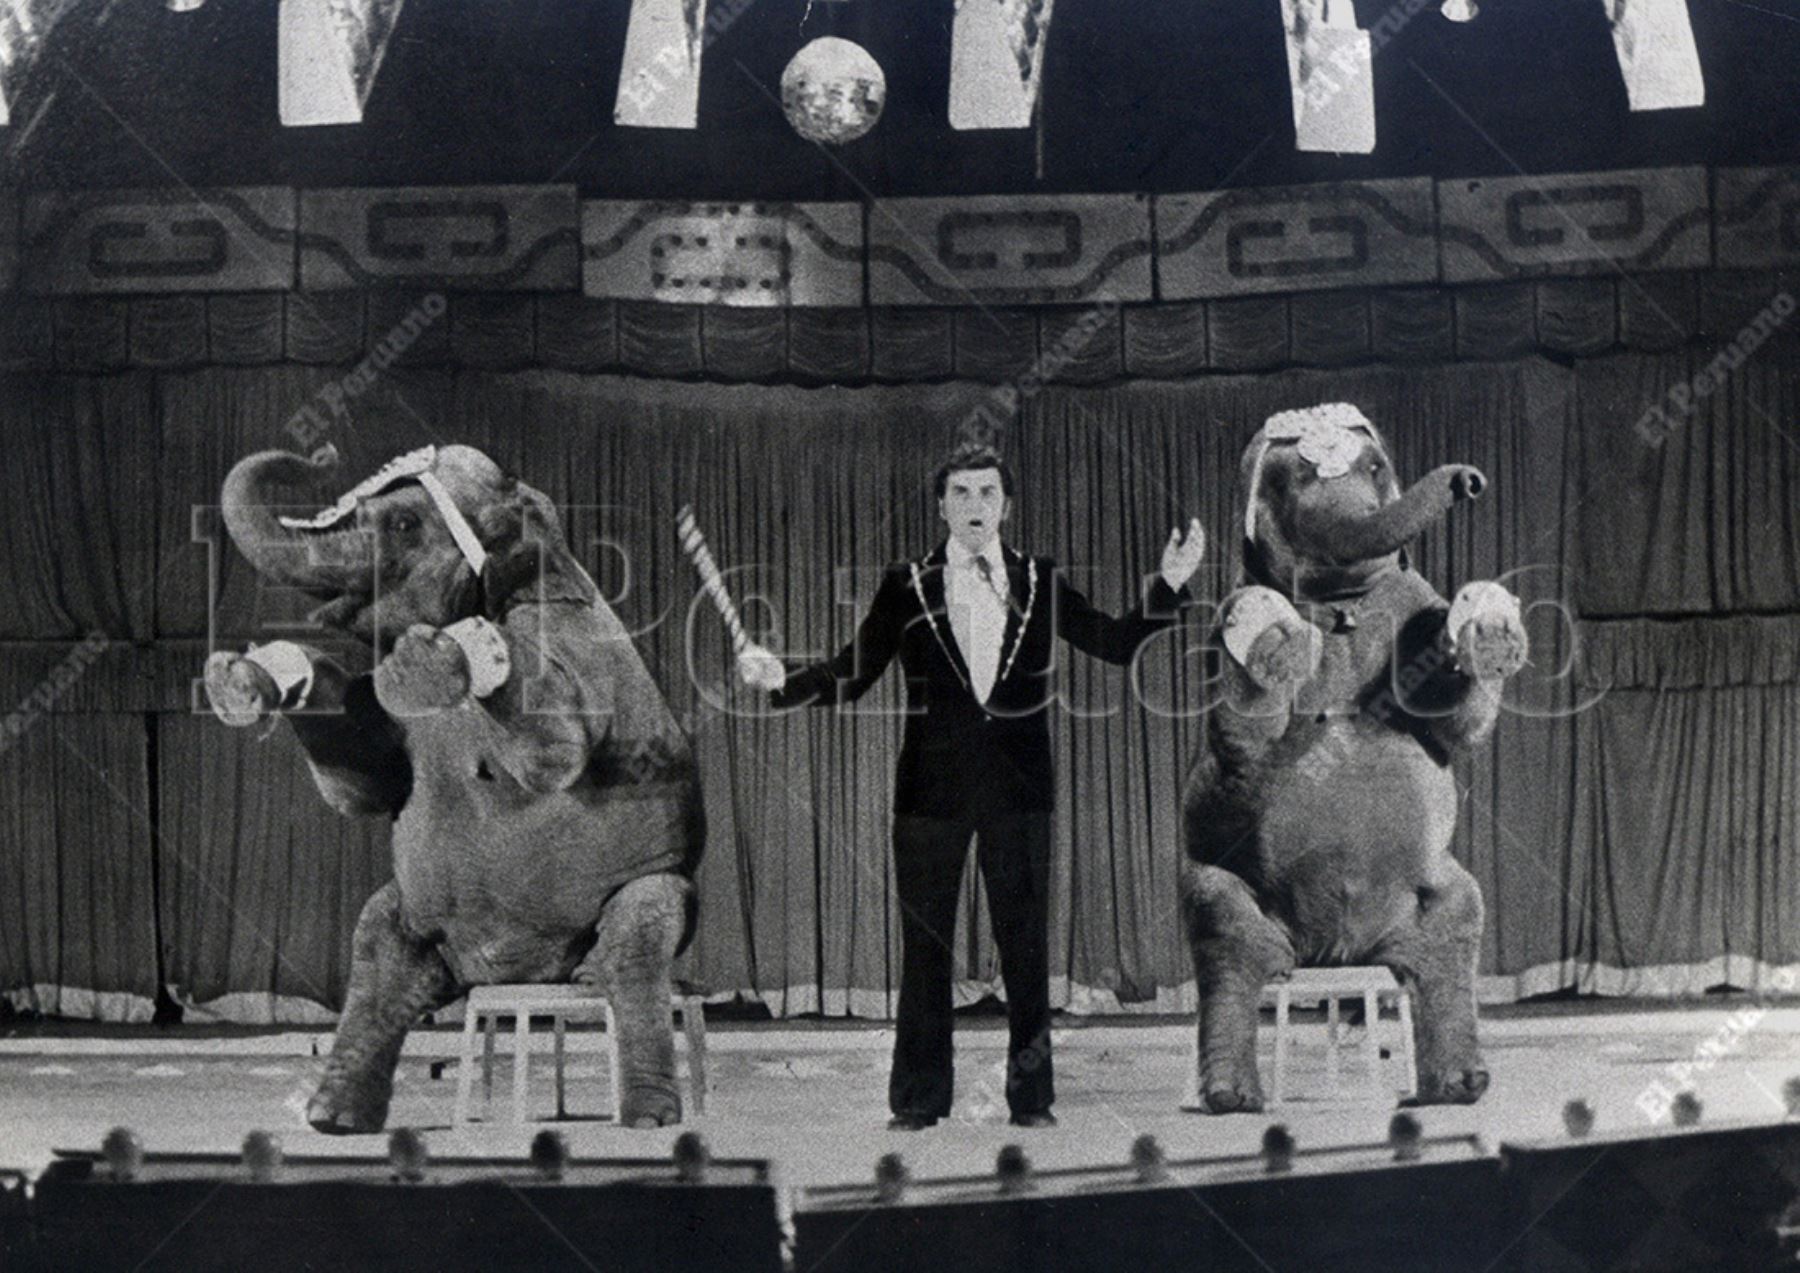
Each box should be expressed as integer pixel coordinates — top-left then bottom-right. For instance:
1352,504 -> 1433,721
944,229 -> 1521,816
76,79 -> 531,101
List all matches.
739,444 -> 1204,1129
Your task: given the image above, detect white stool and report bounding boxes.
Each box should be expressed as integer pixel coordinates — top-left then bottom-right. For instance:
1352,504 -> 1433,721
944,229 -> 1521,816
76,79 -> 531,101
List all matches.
451,985 -> 708,1126
1183,965 -> 1415,1108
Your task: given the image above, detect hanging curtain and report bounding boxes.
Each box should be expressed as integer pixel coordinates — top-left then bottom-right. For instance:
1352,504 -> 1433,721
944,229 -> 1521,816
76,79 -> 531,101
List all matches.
0,377 -> 161,1020
2,342 -> 1797,1022
1540,338 -> 1800,996
1573,349 -> 1800,617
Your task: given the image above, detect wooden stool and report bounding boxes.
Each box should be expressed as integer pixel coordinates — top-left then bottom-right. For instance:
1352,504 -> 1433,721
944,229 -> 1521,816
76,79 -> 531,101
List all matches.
1271,966 -> 1415,1104
451,985 -> 708,1126
1181,965 -> 1415,1109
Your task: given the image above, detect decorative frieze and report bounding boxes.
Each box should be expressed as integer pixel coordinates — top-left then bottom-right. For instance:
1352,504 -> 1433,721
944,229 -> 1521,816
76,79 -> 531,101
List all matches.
1158,180 -> 1436,299
300,185 -> 580,290
23,188 -> 297,294
583,201 -> 862,307
1714,167 -> 1800,270
867,194 -> 1152,306
1437,166 -> 1709,282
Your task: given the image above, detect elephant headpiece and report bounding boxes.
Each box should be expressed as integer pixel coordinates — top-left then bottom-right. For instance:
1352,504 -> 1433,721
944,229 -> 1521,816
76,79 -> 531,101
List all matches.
221,442 -> 592,647
1239,402 -> 1483,601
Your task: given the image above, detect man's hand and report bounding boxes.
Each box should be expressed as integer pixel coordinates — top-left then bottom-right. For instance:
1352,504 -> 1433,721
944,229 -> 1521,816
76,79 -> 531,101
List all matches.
737,643 -> 787,693
1160,518 -> 1206,591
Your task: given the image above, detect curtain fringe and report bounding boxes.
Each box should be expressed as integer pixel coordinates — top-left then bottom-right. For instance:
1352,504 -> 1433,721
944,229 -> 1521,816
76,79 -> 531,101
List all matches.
172,990 -> 343,1026
4,984 -> 155,1023
13,957 -> 1800,1026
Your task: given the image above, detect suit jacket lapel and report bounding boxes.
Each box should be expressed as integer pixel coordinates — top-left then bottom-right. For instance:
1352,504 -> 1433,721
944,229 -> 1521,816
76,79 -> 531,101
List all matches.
998,548 -> 1027,673
993,543 -> 1036,691
915,546 -> 973,689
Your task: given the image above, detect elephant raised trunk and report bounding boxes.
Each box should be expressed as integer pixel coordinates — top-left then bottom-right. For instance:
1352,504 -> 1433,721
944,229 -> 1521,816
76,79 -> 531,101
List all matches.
221,445 -> 375,595
204,439 -> 705,1132
1309,464 -> 1485,565
1184,401 -> 1523,1115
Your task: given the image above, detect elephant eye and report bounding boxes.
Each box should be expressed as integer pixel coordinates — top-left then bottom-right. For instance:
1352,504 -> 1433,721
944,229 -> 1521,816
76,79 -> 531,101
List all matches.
391,511 -> 421,534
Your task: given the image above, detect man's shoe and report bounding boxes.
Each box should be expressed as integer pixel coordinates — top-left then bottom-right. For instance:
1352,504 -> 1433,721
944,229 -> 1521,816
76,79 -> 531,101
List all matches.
1008,1110 -> 1057,1129
887,1112 -> 939,1131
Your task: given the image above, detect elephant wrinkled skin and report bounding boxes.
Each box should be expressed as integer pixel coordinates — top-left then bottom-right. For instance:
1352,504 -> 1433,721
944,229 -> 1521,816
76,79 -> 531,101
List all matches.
1181,405 -> 1526,1113
204,444 -> 703,1132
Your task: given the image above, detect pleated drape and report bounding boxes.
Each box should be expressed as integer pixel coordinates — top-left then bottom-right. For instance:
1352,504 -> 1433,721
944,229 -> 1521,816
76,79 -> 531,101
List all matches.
1,343 -> 1796,1020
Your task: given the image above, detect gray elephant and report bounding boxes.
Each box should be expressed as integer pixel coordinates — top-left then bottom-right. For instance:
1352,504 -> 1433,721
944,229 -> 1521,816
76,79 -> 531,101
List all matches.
204,443 -> 703,1132
1181,403 -> 1527,1112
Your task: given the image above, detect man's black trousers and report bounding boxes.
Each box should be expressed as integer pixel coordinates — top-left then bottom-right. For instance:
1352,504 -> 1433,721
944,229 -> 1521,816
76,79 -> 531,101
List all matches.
888,812 -> 1054,1119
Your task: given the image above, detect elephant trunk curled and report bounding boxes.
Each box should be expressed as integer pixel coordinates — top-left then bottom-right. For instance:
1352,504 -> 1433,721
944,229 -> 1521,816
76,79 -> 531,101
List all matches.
1309,464 -> 1484,564
221,444 -> 375,595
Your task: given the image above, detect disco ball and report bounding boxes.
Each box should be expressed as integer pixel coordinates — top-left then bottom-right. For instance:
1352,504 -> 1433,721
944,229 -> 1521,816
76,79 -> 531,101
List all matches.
780,37 -> 886,146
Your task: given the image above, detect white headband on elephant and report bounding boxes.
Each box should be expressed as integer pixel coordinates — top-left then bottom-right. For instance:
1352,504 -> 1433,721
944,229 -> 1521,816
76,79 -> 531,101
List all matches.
277,445 -> 490,575
1242,402 -> 1379,541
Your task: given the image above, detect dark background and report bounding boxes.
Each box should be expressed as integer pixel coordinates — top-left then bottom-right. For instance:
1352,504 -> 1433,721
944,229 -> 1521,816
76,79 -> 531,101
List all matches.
1,1 -> 1797,1024
3,0 -> 1796,196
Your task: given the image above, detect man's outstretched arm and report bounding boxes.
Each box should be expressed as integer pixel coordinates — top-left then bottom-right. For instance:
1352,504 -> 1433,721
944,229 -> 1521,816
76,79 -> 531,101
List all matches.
1056,519 -> 1205,666
739,566 -> 910,707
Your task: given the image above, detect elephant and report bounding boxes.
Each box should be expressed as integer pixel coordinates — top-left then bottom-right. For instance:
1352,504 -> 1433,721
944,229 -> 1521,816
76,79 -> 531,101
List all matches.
1180,402 -> 1527,1112
203,443 -> 704,1132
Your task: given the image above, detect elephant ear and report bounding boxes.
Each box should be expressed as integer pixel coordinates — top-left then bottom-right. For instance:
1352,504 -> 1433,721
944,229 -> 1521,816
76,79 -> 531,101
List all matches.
1359,423 -> 1411,572
475,480 -> 596,619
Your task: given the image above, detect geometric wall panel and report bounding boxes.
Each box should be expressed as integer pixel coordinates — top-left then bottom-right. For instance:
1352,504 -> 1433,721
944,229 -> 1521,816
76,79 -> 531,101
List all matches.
1438,166 -> 1710,282
582,201 -> 862,306
1715,167 -> 1800,269
22,188 -> 297,294
868,194 -> 1152,305
1158,179 -> 1436,299
299,185 -> 580,290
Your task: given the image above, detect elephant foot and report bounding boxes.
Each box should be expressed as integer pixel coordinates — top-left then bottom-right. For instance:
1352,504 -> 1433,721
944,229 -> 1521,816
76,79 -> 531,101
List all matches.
306,1069 -> 393,1135
620,1084 -> 682,1129
203,649 -> 283,728
1405,1067 -> 1490,1106
1454,619 -> 1527,682
1246,622 -> 1322,691
1192,1051 -> 1267,1115
1449,583 -> 1527,681
1222,587 -> 1322,693
1200,1086 -> 1266,1115
373,625 -> 472,718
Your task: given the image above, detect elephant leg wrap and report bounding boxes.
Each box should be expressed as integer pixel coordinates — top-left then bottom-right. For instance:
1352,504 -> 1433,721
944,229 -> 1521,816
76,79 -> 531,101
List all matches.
1209,587 -> 1317,768
1182,863 -> 1294,1114
1426,581 -> 1529,753
1448,582 -> 1528,683
575,874 -> 692,1128
309,881 -> 458,1134
206,643 -> 409,817
1375,865 -> 1488,1105
1221,586 -> 1322,694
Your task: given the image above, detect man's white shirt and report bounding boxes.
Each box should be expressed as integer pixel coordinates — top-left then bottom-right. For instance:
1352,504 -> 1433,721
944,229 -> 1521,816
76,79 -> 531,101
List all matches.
944,538 -> 1009,704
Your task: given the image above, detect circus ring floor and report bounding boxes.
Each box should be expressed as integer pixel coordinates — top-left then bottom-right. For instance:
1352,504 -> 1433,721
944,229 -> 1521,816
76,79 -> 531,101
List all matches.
4,1002 -> 1799,1188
